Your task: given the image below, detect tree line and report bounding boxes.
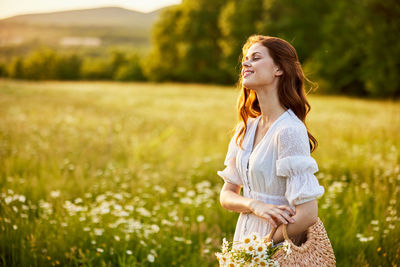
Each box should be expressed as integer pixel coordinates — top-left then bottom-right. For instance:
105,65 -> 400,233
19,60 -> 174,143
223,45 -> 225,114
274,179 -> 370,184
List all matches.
1,0 -> 399,98
1,48 -> 145,82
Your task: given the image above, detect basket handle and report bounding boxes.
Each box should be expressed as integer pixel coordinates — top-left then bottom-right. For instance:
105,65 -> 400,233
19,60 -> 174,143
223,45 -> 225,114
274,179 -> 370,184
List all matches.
265,223 -> 290,243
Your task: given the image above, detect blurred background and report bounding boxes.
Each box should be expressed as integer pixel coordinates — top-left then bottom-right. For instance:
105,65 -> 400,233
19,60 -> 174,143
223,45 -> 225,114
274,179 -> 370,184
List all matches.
0,0 -> 399,267
0,0 -> 399,97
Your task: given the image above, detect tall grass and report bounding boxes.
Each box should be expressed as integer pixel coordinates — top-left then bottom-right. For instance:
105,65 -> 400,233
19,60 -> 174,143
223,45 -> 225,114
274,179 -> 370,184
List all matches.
0,79 -> 399,266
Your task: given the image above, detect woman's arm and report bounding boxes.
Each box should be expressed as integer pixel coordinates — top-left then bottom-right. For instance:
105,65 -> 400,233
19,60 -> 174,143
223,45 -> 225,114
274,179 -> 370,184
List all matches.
219,182 -> 254,213
220,182 -> 296,225
271,199 -> 319,244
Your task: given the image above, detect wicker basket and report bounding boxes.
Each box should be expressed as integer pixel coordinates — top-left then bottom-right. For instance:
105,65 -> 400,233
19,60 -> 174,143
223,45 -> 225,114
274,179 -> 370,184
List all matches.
265,217 -> 336,266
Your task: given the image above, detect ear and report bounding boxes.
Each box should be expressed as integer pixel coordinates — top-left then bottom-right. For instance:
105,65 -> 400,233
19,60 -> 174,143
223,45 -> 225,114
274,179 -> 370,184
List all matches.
275,67 -> 283,76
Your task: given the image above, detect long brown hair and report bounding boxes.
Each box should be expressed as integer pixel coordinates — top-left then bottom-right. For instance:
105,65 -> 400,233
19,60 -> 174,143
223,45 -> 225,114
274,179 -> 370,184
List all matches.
232,34 -> 318,153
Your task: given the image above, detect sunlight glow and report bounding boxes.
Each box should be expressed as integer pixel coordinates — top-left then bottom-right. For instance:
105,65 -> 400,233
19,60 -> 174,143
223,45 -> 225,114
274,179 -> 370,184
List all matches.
0,0 -> 182,19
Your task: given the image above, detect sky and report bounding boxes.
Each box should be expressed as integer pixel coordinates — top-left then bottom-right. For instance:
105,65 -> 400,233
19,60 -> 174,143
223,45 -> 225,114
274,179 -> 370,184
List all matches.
0,0 -> 182,19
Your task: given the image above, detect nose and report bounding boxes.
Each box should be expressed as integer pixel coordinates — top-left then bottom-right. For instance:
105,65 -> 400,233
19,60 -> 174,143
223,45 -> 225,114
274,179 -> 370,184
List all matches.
242,60 -> 251,67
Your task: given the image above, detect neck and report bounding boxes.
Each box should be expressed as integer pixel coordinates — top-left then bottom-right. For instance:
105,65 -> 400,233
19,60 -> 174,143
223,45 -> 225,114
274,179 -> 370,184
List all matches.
254,83 -> 287,126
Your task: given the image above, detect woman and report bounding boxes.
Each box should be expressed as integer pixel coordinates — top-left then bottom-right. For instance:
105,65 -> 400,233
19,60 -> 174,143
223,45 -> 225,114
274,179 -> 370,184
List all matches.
218,35 -> 325,247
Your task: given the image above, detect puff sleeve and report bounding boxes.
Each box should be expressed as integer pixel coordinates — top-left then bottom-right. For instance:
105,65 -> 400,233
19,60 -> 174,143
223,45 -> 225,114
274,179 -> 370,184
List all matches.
275,126 -> 324,206
217,127 -> 243,186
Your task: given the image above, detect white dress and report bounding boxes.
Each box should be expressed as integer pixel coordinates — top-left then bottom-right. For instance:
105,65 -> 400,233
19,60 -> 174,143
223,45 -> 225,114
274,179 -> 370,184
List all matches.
217,108 -> 325,244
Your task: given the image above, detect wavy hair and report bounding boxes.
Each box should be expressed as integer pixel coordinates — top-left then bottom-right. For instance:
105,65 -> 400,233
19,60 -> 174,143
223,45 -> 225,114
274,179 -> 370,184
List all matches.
232,35 -> 318,153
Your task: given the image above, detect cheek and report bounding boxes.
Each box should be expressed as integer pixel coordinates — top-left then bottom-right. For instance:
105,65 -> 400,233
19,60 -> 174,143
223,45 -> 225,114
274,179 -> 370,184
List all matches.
254,63 -> 275,79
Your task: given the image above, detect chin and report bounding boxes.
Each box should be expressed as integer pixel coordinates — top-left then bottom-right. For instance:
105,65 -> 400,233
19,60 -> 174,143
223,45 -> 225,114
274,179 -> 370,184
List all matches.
242,81 -> 258,90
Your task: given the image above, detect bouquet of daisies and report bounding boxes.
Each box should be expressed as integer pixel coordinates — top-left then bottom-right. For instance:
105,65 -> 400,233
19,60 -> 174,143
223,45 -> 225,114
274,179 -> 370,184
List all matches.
215,232 -> 292,267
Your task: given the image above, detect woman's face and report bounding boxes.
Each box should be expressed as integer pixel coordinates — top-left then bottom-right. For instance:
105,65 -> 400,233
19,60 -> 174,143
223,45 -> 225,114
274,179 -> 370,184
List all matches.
241,42 -> 282,90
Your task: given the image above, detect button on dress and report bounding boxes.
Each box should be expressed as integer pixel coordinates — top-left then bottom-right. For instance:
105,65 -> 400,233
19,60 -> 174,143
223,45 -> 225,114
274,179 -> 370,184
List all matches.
217,108 -> 325,245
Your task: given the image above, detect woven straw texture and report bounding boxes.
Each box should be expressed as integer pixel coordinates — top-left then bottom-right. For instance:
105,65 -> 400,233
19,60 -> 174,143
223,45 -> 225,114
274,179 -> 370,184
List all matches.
269,217 -> 336,266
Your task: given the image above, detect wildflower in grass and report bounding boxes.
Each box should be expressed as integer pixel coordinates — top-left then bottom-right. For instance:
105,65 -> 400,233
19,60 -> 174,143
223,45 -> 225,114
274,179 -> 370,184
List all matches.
126,250 -> 132,255
125,205 -> 134,211
96,248 -> 104,253
174,236 -> 185,242
161,219 -> 174,226
186,190 -> 195,197
94,228 -> 104,236
50,190 -> 60,198
177,187 -> 186,193
151,224 -> 160,233
96,195 -> 106,203
113,204 -> 122,210
92,216 -> 100,223
180,197 -> 192,204
356,233 -> 374,242
113,193 -> 123,200
5,196 -> 13,205
136,207 -> 151,217
147,254 -> 155,262
197,215 -> 205,222
18,195 -> 26,203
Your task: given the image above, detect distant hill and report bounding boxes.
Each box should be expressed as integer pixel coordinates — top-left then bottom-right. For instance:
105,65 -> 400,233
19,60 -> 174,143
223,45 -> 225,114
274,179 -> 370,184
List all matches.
0,6 -> 161,29
0,6 -> 172,60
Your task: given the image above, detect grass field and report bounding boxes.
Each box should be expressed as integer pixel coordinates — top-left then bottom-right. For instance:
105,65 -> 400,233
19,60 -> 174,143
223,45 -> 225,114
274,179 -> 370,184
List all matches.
0,79 -> 399,266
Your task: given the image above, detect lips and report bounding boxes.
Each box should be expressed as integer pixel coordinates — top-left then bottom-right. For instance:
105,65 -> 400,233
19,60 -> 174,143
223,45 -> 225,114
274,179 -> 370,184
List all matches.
243,70 -> 254,78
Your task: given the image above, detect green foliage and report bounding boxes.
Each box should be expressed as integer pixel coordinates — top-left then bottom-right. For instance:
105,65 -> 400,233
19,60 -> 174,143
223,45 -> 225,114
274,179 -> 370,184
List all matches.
114,53 -> 146,81
257,0 -> 334,63
304,0 -> 400,97
5,47 -> 147,82
0,62 -> 8,77
218,0 -> 266,82
22,47 -> 58,80
9,58 -> 24,78
81,57 -> 111,80
143,6 -> 183,82
147,0 -> 229,84
7,48 -> 82,80
146,0 -> 399,97
54,54 -> 82,80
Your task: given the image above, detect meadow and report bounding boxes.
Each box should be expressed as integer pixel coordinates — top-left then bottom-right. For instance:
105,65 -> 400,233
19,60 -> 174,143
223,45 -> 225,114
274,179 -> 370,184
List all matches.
0,79 -> 399,266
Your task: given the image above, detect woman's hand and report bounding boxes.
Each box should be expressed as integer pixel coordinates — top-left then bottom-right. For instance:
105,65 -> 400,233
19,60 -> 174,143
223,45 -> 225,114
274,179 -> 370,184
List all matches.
248,200 -> 296,227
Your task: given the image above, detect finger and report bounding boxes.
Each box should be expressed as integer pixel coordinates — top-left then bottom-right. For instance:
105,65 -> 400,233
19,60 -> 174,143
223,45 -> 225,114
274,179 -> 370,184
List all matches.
262,214 -> 277,228
278,205 -> 296,216
269,209 -> 289,225
279,205 -> 296,216
277,209 -> 295,223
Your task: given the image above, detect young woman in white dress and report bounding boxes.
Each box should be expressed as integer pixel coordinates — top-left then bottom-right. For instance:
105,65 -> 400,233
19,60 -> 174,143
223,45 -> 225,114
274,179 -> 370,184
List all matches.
218,35 -> 325,247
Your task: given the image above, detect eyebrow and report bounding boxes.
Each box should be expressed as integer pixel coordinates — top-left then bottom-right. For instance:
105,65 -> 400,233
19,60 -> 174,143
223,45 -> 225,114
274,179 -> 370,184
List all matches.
245,52 -> 262,59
